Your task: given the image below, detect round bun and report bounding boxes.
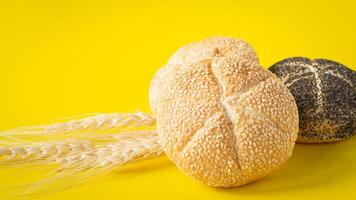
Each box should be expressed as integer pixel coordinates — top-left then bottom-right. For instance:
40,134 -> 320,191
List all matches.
269,57 -> 355,143
150,37 -> 299,187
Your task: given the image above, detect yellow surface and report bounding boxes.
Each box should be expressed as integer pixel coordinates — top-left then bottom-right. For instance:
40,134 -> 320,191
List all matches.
0,0 -> 355,199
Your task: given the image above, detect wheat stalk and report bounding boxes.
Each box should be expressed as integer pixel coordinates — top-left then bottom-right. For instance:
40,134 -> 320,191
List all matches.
0,130 -> 164,197
0,130 -> 163,168
0,113 -> 163,197
0,112 -> 156,137
1,130 -> 164,197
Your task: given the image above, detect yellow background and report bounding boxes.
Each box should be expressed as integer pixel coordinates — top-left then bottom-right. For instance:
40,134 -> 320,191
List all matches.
0,0 -> 355,199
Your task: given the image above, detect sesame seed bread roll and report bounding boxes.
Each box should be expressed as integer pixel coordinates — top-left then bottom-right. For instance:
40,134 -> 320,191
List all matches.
150,37 -> 299,187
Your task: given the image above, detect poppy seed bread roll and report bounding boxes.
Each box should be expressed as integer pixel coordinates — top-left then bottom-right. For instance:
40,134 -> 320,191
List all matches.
150,37 -> 299,187
269,57 -> 355,143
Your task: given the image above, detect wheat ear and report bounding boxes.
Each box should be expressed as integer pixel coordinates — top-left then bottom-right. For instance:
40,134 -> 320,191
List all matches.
0,112 -> 155,137
0,130 -> 163,167
56,130 -> 163,170
0,139 -> 94,166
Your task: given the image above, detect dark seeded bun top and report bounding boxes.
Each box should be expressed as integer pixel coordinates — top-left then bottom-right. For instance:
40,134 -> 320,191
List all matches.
269,57 -> 355,143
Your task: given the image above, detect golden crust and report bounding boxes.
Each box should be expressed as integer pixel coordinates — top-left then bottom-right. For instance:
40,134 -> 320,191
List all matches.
167,36 -> 259,66
150,37 -> 299,187
149,36 -> 259,113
